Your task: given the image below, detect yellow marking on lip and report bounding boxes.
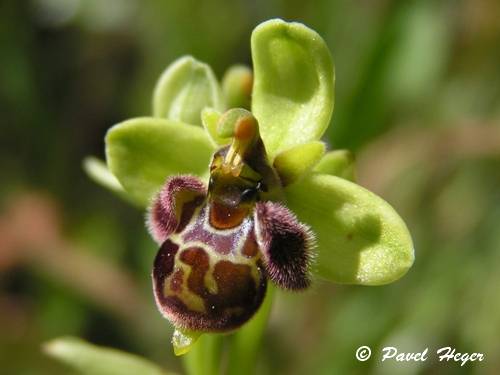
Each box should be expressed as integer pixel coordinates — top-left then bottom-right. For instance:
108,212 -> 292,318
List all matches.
164,199 -> 264,318
164,247 -> 206,314
204,253 -> 218,295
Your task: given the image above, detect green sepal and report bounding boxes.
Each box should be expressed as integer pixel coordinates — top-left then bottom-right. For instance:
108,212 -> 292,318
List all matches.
273,141 -> 326,186
43,336 -> 170,375
83,156 -> 145,206
153,56 -> 223,125
285,173 -> 414,285
221,64 -> 253,110
83,156 -> 125,194
314,150 -> 356,181
106,117 -> 214,206
251,19 -> 335,158
201,108 -> 228,146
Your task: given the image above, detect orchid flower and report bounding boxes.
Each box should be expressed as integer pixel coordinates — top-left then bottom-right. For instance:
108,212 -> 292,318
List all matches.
84,18 -> 414,355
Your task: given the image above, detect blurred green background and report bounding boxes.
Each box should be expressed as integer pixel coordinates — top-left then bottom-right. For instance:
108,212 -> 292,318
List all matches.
1,0 -> 500,374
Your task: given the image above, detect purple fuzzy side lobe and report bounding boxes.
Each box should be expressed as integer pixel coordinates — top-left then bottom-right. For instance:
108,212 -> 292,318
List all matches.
254,201 -> 315,290
147,175 -> 206,244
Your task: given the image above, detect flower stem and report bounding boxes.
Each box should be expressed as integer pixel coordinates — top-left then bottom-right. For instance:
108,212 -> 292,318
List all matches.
226,285 -> 275,375
182,334 -> 223,375
181,285 -> 275,375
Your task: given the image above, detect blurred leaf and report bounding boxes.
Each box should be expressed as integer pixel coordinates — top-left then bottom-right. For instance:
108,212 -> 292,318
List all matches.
43,337 -> 170,375
221,64 -> 253,110
251,19 -> 335,158
385,1 -> 449,104
329,2 -> 408,149
106,117 -> 214,206
273,141 -> 325,186
153,56 -> 223,125
314,150 -> 356,181
285,173 -> 414,285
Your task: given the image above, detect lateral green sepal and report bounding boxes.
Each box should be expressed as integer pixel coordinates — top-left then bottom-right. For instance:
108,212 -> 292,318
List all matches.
285,173 -> 414,285
106,117 -> 214,206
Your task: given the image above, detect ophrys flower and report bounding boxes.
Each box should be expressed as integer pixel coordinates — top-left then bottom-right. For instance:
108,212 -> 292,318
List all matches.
84,18 -> 414,349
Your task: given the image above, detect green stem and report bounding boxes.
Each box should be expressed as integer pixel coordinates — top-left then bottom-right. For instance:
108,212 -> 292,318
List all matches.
182,334 -> 223,375
226,285 -> 275,375
182,286 -> 275,375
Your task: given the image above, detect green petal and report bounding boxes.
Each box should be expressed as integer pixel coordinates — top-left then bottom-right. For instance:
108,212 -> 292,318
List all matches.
251,19 -> 335,158
285,173 -> 414,285
314,150 -> 356,182
83,156 -> 143,206
83,156 -> 125,193
43,336 -> 170,375
153,56 -> 223,125
106,117 -> 214,206
201,108 -> 228,146
273,141 -> 325,186
221,64 -> 253,110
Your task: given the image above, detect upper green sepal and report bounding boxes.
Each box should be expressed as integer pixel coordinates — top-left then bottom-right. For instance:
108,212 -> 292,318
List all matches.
105,117 -> 214,206
314,150 -> 356,181
251,19 -> 335,158
273,141 -> 326,186
285,173 -> 414,285
153,56 -> 223,125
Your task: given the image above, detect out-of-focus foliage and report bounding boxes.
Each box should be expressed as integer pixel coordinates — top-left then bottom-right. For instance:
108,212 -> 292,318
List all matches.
1,0 -> 499,374
43,336 -> 169,375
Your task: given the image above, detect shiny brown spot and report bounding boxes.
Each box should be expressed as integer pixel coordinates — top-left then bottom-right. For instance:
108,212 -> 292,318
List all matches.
242,230 -> 259,258
154,258 -> 267,332
153,239 -> 179,281
180,247 -> 210,297
209,201 -> 248,229
211,260 -> 256,309
176,196 -> 204,233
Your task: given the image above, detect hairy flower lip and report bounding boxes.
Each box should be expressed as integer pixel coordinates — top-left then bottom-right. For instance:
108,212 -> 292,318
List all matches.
149,170 -> 315,332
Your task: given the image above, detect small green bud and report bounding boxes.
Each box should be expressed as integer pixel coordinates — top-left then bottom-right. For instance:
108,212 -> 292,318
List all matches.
222,65 -> 253,110
153,56 -> 223,125
273,142 -> 326,186
314,149 -> 356,181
